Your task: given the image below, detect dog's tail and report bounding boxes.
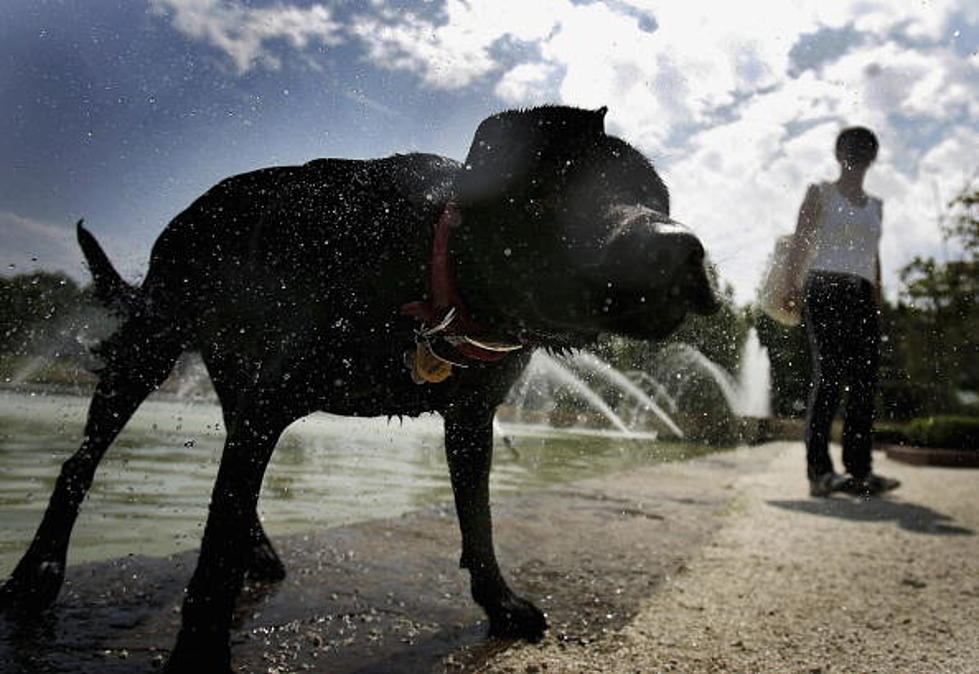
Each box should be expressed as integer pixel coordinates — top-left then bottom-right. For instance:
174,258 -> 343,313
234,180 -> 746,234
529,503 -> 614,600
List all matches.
77,220 -> 186,378
76,219 -> 140,315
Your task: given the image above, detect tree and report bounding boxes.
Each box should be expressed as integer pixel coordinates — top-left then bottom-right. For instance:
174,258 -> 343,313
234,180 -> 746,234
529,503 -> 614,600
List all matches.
889,175 -> 978,415
0,272 -> 97,371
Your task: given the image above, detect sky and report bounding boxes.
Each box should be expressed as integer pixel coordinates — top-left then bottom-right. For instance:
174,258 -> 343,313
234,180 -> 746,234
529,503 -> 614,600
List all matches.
1,0 -> 977,305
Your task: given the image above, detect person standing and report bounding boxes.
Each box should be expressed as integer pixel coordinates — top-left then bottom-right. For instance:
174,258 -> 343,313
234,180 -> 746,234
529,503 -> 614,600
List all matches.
785,127 -> 900,498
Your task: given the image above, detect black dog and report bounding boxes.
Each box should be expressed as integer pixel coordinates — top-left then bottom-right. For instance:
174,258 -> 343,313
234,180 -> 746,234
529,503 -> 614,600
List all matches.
1,105 -> 716,671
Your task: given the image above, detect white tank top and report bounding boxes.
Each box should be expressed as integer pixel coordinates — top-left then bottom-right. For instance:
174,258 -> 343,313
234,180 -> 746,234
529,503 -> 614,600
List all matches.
808,181 -> 881,284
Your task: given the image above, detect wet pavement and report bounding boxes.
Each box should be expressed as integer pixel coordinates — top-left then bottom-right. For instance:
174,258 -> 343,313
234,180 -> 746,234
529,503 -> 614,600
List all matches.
0,449 -> 761,673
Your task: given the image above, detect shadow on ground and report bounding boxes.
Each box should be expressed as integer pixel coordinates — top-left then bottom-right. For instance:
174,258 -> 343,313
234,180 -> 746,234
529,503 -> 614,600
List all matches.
767,498 -> 974,536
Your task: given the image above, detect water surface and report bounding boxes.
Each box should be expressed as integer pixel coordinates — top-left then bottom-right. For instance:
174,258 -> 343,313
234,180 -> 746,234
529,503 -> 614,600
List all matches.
0,391 -> 715,572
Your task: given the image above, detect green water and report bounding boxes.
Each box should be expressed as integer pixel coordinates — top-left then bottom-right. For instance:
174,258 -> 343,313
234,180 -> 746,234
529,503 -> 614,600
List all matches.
0,391 -> 716,573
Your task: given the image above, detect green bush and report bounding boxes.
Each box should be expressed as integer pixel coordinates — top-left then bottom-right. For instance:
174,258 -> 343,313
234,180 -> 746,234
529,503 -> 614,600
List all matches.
873,423 -> 910,446
904,416 -> 979,450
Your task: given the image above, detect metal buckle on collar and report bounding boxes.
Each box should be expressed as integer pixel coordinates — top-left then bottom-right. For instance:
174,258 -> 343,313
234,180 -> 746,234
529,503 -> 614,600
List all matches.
414,305 -> 523,366
414,308 -> 469,369
446,336 -> 524,353
418,307 -> 458,339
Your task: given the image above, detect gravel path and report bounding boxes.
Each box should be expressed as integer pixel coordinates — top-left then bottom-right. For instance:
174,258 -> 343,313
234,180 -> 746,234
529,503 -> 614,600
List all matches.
477,442 -> 979,674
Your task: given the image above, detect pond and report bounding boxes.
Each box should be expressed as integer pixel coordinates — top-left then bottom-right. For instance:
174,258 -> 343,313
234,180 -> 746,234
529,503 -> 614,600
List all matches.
0,391 -> 718,573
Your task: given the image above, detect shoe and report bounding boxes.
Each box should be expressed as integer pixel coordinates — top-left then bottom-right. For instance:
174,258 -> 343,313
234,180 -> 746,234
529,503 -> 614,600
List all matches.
840,473 -> 901,498
809,472 -> 848,497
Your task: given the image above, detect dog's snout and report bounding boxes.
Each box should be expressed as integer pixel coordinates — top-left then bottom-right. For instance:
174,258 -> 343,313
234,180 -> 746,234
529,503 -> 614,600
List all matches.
660,231 -> 705,269
658,230 -> 719,315
685,236 -> 705,267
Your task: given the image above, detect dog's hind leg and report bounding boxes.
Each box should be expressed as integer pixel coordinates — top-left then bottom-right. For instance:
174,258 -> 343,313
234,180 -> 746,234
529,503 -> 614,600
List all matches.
444,406 -> 547,641
0,321 -> 183,613
164,391 -> 293,673
244,516 -> 286,583
205,355 -> 286,583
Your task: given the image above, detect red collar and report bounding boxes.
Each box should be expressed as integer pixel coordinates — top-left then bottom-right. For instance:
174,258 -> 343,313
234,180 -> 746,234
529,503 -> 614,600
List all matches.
401,200 -> 522,363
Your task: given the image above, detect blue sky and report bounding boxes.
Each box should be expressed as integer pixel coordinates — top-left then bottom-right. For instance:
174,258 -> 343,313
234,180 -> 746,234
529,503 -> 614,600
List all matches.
2,0 -> 977,304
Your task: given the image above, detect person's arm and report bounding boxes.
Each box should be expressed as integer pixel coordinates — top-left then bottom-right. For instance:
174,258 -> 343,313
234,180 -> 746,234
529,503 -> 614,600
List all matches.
782,184 -> 821,310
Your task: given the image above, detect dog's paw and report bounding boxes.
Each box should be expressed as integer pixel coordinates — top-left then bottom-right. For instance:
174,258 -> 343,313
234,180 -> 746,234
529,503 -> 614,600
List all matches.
0,561 -> 65,614
164,631 -> 234,674
245,540 -> 286,583
487,594 -> 548,642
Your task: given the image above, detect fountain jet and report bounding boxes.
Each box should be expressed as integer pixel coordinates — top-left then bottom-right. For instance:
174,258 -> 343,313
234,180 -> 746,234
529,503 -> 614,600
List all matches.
567,351 -> 684,437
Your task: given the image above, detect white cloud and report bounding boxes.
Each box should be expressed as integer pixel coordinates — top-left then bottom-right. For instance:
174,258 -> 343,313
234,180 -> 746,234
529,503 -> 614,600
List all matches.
348,0 -> 565,89
348,10 -> 495,89
151,0 -> 344,73
819,41 -> 978,121
919,127 -> 979,182
830,0 -> 962,40
901,126 -> 979,257
495,62 -> 558,105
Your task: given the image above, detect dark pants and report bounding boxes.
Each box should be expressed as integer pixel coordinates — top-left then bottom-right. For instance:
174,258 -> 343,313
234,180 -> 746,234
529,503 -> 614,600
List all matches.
804,271 -> 880,480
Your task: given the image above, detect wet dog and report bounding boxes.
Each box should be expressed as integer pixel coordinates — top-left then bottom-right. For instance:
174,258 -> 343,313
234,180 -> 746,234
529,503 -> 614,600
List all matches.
0,105 -> 717,671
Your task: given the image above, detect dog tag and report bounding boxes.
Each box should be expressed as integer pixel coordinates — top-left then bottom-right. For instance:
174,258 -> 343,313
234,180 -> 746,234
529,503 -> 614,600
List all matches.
409,342 -> 453,384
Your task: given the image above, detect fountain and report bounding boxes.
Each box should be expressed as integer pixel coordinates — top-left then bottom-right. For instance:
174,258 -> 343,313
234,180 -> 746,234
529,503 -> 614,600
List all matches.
502,351 -> 686,439
566,351 -> 684,437
3,292 -> 769,445
651,328 -> 771,418
626,370 -> 679,414
3,305 -> 108,391
507,351 -> 634,434
736,328 -> 771,418
500,328 -> 774,444
656,343 -> 742,414
607,328 -> 772,444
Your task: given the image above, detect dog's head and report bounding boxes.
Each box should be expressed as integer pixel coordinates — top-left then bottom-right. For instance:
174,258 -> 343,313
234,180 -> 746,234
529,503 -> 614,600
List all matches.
453,105 -> 718,343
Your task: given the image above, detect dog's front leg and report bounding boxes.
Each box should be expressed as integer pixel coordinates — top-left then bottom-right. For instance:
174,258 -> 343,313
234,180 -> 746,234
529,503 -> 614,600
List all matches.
444,406 -> 547,641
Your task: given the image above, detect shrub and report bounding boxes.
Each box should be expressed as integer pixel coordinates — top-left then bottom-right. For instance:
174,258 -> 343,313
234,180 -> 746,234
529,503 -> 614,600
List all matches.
904,416 -> 979,450
873,423 -> 910,446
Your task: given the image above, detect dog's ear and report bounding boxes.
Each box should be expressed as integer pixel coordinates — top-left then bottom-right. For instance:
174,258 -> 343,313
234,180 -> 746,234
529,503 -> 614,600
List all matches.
457,106 -> 607,205
594,106 -> 608,133
456,112 -> 530,204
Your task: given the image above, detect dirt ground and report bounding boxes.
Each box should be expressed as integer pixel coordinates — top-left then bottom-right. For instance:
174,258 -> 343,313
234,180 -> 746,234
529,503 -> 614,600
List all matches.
1,442 -> 976,673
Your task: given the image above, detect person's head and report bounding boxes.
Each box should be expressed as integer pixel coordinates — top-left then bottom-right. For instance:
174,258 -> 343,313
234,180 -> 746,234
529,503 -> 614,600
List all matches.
835,126 -> 878,170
